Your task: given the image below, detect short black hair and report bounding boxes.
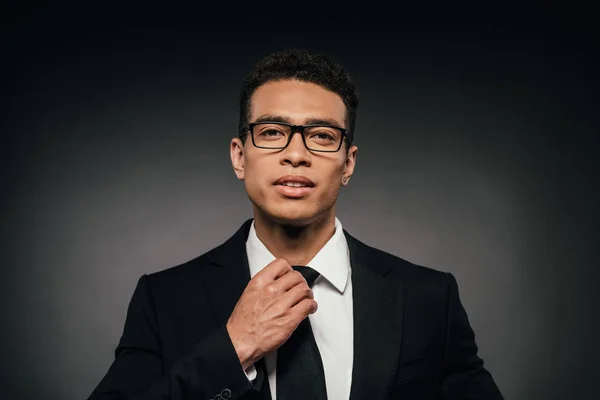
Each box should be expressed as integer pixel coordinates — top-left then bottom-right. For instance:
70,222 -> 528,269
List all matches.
238,49 -> 359,145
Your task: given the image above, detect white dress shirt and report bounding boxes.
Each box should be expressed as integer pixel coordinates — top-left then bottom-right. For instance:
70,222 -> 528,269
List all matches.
243,217 -> 354,400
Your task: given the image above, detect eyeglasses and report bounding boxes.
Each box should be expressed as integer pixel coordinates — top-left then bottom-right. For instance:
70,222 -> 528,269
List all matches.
240,121 -> 350,152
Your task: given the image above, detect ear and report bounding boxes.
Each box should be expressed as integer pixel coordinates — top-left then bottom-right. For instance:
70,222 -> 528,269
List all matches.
341,144 -> 358,186
230,137 -> 245,180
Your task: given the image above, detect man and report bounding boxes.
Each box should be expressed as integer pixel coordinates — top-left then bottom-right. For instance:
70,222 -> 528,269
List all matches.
88,49 -> 503,400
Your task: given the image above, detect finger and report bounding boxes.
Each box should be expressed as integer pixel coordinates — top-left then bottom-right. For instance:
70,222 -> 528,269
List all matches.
255,258 -> 292,282
271,269 -> 305,293
282,281 -> 314,309
290,298 -> 318,323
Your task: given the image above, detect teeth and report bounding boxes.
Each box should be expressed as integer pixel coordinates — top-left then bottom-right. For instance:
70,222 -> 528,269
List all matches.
283,182 -> 306,187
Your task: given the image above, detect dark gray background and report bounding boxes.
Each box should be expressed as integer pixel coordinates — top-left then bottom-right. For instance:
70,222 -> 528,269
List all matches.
2,3 -> 599,399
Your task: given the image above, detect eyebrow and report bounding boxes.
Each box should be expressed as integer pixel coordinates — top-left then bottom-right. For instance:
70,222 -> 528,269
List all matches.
253,114 -> 344,129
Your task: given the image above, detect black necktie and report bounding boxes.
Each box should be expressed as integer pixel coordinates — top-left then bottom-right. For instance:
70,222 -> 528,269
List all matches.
276,265 -> 328,400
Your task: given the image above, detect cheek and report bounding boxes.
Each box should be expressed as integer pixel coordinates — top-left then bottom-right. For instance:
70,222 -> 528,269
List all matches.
317,166 -> 344,203
322,179 -> 341,202
243,157 -> 271,196
243,165 -> 262,194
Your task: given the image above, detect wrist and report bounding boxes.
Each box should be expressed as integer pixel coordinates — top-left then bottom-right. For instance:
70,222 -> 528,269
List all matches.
226,322 -> 256,370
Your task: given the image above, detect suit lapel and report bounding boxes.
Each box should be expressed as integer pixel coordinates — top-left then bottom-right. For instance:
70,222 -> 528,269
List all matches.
345,231 -> 405,400
200,219 -> 254,327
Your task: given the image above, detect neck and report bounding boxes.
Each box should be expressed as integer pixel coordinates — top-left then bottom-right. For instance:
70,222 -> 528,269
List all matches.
252,208 -> 337,266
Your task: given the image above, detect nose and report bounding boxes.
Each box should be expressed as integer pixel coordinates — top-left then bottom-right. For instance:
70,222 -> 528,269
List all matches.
281,131 -> 311,167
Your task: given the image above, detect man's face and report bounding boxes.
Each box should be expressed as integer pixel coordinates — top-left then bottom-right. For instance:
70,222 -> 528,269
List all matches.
231,79 -> 358,226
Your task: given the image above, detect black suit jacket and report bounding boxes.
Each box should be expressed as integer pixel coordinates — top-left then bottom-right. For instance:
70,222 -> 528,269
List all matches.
88,219 -> 503,400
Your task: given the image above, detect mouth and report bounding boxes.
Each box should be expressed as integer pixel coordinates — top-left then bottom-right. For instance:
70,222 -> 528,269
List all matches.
277,182 -> 312,188
274,184 -> 315,198
273,175 -> 315,198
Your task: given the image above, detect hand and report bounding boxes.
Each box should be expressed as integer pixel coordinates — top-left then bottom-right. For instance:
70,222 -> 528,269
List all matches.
226,258 -> 318,370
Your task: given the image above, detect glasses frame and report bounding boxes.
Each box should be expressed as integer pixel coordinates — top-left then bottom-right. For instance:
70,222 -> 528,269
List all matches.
240,121 -> 350,153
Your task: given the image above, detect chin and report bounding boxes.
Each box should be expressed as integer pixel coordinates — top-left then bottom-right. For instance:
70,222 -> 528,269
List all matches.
254,203 -> 320,227
270,210 -> 316,227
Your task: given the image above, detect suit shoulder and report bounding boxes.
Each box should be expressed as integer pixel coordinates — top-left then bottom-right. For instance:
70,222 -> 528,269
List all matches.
143,244 -> 221,289
350,234 -> 450,284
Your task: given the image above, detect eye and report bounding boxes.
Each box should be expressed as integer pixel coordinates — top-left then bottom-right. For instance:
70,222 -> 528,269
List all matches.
262,129 -> 284,137
313,132 -> 335,140
307,128 -> 339,142
256,125 -> 287,138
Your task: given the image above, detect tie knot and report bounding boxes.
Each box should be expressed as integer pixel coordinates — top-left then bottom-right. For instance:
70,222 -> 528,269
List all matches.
292,265 -> 320,288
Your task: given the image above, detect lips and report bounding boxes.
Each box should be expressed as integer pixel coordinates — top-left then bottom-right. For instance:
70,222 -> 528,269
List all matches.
274,175 -> 315,187
274,175 -> 315,198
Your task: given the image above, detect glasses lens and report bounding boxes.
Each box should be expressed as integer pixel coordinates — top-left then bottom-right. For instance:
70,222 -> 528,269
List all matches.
304,126 -> 342,151
252,123 -> 291,148
252,123 -> 342,151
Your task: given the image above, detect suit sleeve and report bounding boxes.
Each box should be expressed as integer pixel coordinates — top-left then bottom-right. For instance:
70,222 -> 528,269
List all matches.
87,274 -> 265,400
439,273 -> 504,400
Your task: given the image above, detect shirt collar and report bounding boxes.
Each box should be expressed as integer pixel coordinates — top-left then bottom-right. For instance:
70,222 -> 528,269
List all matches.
246,217 -> 350,294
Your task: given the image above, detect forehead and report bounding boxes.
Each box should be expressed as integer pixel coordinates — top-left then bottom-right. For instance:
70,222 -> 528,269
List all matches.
249,80 -> 346,127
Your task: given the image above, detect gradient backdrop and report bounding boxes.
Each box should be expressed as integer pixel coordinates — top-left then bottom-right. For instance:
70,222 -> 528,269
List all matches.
2,4 -> 599,400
